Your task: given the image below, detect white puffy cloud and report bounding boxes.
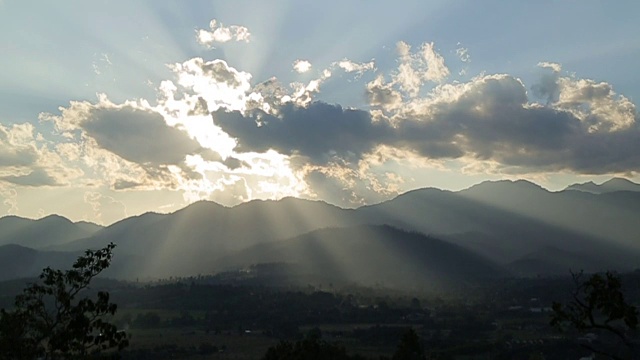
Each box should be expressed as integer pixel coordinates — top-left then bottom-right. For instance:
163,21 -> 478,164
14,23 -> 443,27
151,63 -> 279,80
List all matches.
421,42 -> 449,82
333,59 -> 376,77
0,123 -> 84,188
293,60 -> 312,73
196,19 -> 250,48
366,75 -> 403,110
168,58 -> 252,112
533,63 -> 636,132
0,123 -> 39,167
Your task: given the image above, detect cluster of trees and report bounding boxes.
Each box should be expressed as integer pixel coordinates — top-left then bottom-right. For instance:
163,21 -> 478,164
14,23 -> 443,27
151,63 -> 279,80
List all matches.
263,327 -> 428,360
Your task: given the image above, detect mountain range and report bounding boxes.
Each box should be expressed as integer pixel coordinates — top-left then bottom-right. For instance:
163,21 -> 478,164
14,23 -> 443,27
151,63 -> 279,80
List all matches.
0,178 -> 639,290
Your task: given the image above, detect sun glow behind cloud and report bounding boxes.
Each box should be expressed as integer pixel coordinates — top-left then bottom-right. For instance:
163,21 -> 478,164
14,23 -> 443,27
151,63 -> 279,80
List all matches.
1,1 -> 640,224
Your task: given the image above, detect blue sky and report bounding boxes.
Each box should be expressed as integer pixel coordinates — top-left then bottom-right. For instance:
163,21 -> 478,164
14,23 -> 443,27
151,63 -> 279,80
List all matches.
1,1 -> 639,224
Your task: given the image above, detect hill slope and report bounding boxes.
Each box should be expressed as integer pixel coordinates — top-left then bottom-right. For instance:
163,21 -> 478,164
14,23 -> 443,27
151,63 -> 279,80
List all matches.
218,225 -> 505,291
565,177 -> 640,194
0,215 -> 103,249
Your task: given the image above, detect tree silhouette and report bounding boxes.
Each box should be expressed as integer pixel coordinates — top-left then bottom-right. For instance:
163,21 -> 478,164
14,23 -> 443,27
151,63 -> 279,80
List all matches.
392,328 -> 426,360
262,328 -> 364,360
0,243 -> 128,359
551,271 -> 638,360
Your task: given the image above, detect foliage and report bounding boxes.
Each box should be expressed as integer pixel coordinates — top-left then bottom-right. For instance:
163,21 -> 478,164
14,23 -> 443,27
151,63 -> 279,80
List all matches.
0,243 -> 128,359
551,271 -> 638,359
262,328 -> 365,360
392,328 -> 426,360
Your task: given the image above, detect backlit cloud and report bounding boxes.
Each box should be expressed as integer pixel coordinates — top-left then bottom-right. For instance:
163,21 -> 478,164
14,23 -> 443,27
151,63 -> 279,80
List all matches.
215,69 -> 640,178
293,60 -> 312,73
196,19 -> 251,48
393,41 -> 450,97
333,59 -> 376,77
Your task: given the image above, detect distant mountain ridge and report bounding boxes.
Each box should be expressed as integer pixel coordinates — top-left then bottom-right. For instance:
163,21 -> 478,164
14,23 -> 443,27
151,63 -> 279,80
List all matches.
565,177 -> 640,194
0,244 -> 80,281
0,214 -> 103,249
1,177 -> 639,284
217,225 -> 505,291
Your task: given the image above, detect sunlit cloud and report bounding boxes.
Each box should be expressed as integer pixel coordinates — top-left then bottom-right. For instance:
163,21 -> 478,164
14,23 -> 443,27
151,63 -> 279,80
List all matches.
333,59 -> 376,77
84,190 -> 127,225
196,19 -> 251,48
292,60 -> 312,73
0,186 -> 18,214
1,2 -> 639,223
455,45 -> 470,63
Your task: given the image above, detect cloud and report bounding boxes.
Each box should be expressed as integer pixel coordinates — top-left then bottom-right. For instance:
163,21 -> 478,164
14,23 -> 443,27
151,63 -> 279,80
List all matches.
456,46 -> 470,63
38,94 -> 234,192
366,75 -> 403,110
293,60 -> 312,73
82,106 -> 203,165
0,123 -> 83,188
213,102 -> 393,164
393,41 -> 450,97
6,27 -> 639,213
0,123 -> 39,167
301,157 -> 405,208
533,62 -> 636,132
333,59 -> 376,77
532,62 -> 562,104
391,73 -> 640,174
168,58 -> 252,112
1,168 -> 64,187
84,191 -> 127,225
421,42 -> 449,82
215,68 -> 640,176
196,19 -> 250,48
0,186 -> 18,214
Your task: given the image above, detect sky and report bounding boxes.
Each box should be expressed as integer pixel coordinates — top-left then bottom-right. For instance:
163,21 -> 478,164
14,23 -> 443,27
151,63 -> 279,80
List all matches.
1,0 -> 639,225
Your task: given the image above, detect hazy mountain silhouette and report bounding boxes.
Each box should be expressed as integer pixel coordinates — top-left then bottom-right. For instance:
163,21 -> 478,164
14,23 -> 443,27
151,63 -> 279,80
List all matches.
4,178 -> 640,284
0,243 -> 143,281
565,177 -> 640,194
216,225 -> 505,291
355,181 -> 637,270
456,180 -> 640,259
0,244 -> 80,281
506,246 -> 605,277
53,198 -> 357,278
0,215 -> 103,249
